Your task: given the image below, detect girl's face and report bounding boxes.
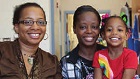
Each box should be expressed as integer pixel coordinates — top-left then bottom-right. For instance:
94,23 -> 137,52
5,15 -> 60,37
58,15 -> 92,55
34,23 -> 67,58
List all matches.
74,12 -> 100,46
103,18 -> 128,47
14,6 -> 46,46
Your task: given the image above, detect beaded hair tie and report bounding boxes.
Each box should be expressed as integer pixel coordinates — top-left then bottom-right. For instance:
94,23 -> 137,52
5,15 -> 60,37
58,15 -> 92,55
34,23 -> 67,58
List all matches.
101,13 -> 110,27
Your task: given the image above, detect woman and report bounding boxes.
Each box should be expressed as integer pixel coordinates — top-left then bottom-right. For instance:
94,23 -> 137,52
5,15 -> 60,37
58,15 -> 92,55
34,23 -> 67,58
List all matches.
0,2 -> 62,79
60,5 -> 106,79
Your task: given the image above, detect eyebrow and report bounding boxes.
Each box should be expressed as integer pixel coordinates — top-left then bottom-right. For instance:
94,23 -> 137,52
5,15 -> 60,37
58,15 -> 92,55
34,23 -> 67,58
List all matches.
23,17 -> 44,20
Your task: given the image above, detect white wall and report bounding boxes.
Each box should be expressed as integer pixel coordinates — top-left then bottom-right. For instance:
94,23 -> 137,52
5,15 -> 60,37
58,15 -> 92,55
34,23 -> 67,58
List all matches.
0,0 -> 52,53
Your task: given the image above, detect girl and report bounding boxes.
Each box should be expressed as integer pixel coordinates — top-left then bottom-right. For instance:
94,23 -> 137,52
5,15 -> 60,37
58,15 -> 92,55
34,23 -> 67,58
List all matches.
93,16 -> 138,79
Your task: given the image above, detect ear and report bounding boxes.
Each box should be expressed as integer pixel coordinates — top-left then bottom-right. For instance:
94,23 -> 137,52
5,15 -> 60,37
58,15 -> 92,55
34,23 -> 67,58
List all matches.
125,32 -> 129,40
14,24 -> 19,34
73,26 -> 76,34
100,32 -> 105,40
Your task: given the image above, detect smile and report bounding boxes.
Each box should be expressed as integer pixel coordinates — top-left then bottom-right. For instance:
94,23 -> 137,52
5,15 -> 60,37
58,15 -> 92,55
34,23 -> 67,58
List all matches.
85,37 -> 93,41
29,33 -> 40,38
110,37 -> 119,40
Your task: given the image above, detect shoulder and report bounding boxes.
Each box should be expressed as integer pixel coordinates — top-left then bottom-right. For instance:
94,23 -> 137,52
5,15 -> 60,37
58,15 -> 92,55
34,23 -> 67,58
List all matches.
123,48 -> 137,57
0,39 -> 19,51
61,51 -> 71,61
122,48 -> 138,69
38,48 -> 59,67
123,47 -> 136,52
60,53 -> 70,67
40,49 -> 58,62
123,48 -> 137,55
60,46 -> 79,64
0,41 -> 14,54
0,41 -> 12,48
60,51 -> 74,64
38,49 -> 62,78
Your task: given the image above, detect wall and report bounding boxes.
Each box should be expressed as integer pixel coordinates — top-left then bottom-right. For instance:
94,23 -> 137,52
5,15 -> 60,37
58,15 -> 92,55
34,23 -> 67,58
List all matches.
53,0 -> 62,59
0,0 -> 52,53
60,0 -> 131,15
57,0 -> 132,57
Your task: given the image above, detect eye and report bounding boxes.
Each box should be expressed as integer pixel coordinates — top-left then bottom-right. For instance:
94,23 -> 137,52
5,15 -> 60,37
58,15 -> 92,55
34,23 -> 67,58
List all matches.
24,20 -> 33,25
118,29 -> 123,32
37,20 -> 47,26
91,26 -> 99,30
79,25 -> 86,30
106,28 -> 112,32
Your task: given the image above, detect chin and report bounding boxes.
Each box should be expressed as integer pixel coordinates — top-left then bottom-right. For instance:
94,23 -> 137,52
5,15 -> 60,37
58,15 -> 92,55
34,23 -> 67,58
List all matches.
31,43 -> 39,45
29,40 -> 40,44
85,43 -> 95,46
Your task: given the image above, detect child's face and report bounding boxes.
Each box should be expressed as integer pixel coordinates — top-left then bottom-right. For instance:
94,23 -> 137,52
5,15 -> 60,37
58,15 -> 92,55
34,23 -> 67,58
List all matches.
103,18 -> 128,47
74,12 -> 100,46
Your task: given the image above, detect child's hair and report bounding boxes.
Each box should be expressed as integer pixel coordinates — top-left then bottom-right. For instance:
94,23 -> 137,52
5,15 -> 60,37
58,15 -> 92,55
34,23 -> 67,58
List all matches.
100,15 -> 129,35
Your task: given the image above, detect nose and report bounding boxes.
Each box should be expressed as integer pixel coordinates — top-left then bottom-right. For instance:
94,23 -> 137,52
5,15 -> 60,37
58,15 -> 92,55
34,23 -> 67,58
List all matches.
112,29 -> 117,35
86,26 -> 92,33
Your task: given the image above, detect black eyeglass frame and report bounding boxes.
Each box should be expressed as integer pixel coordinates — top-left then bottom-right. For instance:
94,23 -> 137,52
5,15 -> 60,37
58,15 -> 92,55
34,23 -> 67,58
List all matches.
18,20 -> 47,26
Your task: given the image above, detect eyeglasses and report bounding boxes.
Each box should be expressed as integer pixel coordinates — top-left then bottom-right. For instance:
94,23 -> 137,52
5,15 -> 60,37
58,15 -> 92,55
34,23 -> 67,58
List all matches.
18,20 -> 47,26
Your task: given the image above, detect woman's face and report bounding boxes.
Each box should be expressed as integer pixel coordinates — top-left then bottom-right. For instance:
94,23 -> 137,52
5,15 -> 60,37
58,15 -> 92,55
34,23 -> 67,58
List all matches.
14,6 -> 46,46
74,12 -> 100,46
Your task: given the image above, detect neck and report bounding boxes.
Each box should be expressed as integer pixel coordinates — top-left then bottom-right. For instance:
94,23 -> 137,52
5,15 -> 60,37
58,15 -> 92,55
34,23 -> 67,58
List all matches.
78,44 -> 97,60
108,46 -> 124,59
108,45 -> 124,54
19,40 -> 38,56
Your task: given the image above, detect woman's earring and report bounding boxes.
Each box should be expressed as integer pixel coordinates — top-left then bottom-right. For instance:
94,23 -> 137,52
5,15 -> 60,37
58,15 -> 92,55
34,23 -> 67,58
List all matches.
44,33 -> 48,40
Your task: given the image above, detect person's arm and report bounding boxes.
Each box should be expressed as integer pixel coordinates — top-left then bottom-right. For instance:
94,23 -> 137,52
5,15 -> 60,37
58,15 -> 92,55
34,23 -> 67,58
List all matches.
53,55 -> 63,79
122,50 -> 138,79
55,62 -> 63,79
122,69 -> 136,79
93,51 -> 103,79
60,57 -> 69,79
136,64 -> 140,75
94,68 -> 102,79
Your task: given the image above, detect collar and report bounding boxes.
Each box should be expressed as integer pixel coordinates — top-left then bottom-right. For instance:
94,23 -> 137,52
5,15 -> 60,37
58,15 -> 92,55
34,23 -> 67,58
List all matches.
66,44 -> 106,64
66,45 -> 80,64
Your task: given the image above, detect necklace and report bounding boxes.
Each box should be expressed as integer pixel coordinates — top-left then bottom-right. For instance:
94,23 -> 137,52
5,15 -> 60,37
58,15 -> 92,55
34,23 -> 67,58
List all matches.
81,60 -> 93,79
23,54 -> 35,65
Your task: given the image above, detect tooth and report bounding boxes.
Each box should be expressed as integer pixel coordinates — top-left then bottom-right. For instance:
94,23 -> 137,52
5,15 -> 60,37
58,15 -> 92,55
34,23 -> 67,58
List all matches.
111,38 -> 118,40
87,38 -> 92,40
31,34 -> 39,37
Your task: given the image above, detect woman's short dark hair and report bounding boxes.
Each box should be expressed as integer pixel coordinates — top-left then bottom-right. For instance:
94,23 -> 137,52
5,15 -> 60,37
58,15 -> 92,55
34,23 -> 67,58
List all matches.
73,5 -> 101,29
13,2 -> 46,25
